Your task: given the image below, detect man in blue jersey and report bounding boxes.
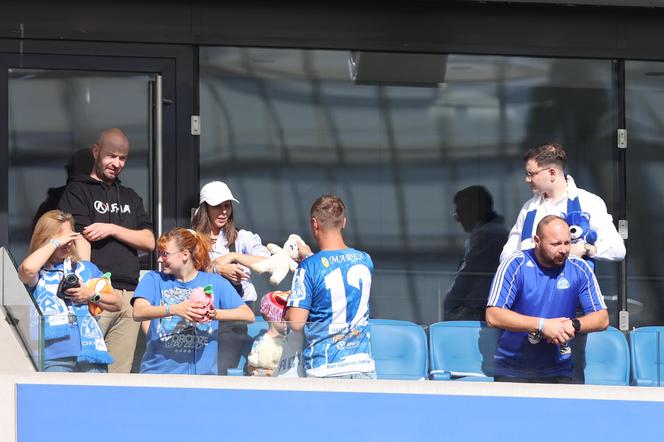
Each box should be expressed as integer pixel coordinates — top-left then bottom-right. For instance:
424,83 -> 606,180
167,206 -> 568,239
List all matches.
486,215 -> 608,383
285,195 -> 376,379
500,143 -> 624,383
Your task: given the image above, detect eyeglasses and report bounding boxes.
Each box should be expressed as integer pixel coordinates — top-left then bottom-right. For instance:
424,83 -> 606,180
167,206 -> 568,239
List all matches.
525,167 -> 551,179
157,250 -> 184,259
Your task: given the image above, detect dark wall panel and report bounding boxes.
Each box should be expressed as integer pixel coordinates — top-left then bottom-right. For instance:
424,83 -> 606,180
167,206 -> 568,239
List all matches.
0,1 -> 193,44
1,2 -> 664,60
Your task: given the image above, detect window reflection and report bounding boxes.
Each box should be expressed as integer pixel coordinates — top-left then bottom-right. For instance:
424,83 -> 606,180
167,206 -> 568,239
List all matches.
200,47 -> 617,325
8,69 -> 152,264
626,61 -> 664,326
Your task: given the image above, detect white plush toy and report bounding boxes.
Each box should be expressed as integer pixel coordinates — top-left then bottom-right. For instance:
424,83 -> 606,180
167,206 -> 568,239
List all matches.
251,234 -> 307,285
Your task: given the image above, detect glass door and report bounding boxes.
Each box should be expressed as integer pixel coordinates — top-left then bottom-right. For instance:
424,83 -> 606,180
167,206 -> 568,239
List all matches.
0,54 -> 176,267
625,60 -> 664,326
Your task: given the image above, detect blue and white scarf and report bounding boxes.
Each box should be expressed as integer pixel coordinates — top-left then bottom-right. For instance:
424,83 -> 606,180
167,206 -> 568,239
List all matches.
33,258 -> 113,365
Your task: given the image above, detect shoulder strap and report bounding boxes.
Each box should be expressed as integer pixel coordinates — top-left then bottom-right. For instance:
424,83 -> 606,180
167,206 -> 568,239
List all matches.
521,210 -> 537,242
567,196 -> 582,214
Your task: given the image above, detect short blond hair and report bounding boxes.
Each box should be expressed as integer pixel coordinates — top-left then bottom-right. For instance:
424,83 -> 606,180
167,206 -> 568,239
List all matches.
311,195 -> 345,230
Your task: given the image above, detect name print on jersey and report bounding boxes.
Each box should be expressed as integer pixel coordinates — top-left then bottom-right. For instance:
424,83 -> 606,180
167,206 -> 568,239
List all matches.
327,253 -> 364,265
94,201 -> 131,214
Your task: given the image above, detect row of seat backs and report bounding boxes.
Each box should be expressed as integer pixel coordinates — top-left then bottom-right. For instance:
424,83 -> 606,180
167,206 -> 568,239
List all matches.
628,326 -> 664,386
428,321 -> 631,385
231,318 -> 429,380
233,319 -> 645,386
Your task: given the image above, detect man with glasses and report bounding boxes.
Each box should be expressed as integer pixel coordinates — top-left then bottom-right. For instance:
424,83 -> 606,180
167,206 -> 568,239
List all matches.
500,142 -> 624,384
500,142 -> 625,264
59,128 -> 155,373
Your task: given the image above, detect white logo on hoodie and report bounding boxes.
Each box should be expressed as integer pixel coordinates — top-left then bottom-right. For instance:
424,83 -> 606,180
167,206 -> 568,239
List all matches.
94,201 -> 131,214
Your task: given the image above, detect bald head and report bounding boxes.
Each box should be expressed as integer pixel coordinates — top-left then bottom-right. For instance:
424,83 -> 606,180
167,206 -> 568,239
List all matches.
91,128 -> 129,183
534,215 -> 571,267
97,128 -> 129,150
535,215 -> 568,239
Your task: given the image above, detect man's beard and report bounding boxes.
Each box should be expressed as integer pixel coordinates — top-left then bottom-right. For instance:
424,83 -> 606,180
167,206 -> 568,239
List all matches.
96,164 -> 117,183
537,250 -> 567,268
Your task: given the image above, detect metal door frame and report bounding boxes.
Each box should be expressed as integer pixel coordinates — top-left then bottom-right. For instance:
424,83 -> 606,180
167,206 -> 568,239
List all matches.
0,41 -> 196,254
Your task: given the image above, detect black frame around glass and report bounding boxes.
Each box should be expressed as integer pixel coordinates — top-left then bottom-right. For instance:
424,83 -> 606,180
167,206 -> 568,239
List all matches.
0,33 -> 634,327
198,46 -> 631,326
614,60 -> 629,324
0,40 -> 198,251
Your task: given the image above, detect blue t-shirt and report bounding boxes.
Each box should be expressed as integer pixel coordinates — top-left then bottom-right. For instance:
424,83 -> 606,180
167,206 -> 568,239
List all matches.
33,260 -> 103,361
287,248 -> 375,377
132,271 -> 244,375
487,249 -> 606,378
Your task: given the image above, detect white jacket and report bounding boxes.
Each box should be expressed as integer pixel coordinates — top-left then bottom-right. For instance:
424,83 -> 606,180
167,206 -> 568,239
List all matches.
210,229 -> 270,302
500,175 -> 626,263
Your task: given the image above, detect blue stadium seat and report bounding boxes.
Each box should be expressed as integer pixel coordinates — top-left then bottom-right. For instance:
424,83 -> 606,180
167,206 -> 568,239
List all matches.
369,319 -> 428,380
226,318 -> 269,376
428,322 -> 629,384
231,318 -> 427,379
628,326 -> 664,386
428,321 -> 499,381
578,326 -> 630,386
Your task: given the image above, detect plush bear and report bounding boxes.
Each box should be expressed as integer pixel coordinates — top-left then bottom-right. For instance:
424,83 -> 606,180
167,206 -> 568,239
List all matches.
246,290 -> 290,376
188,284 -> 215,323
87,272 -> 113,316
251,234 -> 307,285
565,211 -> 598,245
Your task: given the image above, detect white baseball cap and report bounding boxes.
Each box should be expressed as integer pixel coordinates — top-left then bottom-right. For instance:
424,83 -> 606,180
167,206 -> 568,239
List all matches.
199,181 -> 239,206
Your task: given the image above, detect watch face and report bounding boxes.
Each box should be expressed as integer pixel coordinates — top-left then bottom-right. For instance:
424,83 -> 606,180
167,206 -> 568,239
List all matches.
573,319 -> 581,332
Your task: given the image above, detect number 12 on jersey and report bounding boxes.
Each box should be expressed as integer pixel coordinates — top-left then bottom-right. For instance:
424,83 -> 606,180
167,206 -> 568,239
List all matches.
324,264 -> 372,335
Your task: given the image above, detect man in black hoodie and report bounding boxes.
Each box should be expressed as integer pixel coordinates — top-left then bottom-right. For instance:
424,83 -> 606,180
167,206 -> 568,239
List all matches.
59,128 -> 155,373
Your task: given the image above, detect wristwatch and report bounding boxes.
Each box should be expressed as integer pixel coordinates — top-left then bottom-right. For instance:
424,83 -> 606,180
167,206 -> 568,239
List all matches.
583,243 -> 593,257
571,318 -> 581,333
91,293 -> 101,304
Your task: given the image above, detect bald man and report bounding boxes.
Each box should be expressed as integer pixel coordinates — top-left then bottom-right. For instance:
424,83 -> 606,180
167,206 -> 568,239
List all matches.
486,215 -> 608,383
59,128 -> 155,373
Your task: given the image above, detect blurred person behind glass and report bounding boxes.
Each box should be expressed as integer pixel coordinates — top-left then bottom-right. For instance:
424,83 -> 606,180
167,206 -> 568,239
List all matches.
32,148 -> 95,230
444,186 -> 509,321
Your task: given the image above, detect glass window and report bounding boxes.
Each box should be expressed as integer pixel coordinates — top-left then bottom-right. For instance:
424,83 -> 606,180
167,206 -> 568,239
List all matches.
200,47 -> 618,325
8,69 -> 153,263
626,60 -> 664,326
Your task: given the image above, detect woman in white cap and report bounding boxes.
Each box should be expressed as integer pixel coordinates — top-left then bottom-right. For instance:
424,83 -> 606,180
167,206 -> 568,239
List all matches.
191,180 -> 271,373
